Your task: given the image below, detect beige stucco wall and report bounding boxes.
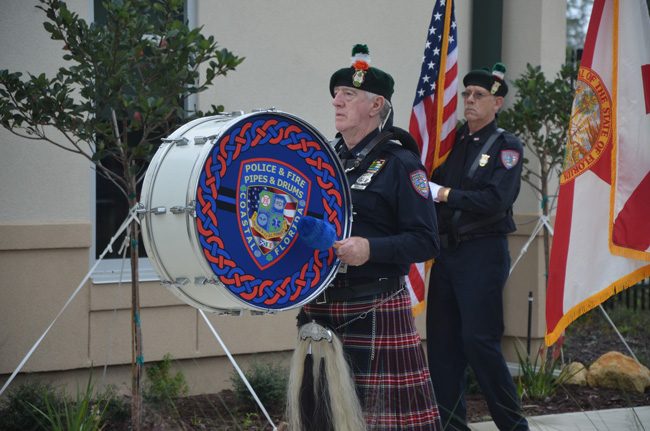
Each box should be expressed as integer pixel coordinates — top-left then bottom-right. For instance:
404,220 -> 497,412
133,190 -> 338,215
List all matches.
1,0 -> 565,396
500,1 -> 566,358
200,0 -> 473,138
0,0 -> 94,385
504,0 -> 568,216
0,1 -> 91,223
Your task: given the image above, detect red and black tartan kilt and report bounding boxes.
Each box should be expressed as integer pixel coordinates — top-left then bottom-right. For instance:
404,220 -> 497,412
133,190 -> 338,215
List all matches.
303,289 -> 442,430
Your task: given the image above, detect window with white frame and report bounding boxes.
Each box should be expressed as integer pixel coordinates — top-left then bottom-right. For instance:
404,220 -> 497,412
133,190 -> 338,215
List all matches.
92,0 -> 194,283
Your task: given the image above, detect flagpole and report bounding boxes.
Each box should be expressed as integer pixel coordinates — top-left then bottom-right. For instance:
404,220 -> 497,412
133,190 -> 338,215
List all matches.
406,0 -> 458,315
597,304 -> 640,363
432,0 -> 453,176
600,2 -> 636,363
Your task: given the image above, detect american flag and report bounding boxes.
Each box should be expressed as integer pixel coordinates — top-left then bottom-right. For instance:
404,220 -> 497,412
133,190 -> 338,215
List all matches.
406,0 -> 458,315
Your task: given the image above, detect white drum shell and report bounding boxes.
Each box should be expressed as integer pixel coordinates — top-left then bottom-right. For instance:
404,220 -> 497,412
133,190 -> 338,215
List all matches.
141,114 -> 246,313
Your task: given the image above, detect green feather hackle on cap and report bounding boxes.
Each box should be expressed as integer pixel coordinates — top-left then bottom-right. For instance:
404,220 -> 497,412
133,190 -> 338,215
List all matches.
492,62 -> 506,73
463,62 -> 508,97
492,62 -> 506,80
351,44 -> 369,56
330,44 -> 394,100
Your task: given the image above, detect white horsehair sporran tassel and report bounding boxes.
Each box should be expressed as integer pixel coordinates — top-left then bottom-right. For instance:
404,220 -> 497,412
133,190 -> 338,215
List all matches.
286,321 -> 366,431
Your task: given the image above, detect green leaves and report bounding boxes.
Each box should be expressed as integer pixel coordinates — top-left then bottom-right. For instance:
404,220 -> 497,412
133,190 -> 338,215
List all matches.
499,62 -> 578,198
1,0 -> 244,196
515,343 -> 568,401
143,353 -> 189,408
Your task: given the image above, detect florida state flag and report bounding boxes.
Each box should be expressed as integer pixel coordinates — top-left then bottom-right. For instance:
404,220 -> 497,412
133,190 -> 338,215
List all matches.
545,0 -> 650,345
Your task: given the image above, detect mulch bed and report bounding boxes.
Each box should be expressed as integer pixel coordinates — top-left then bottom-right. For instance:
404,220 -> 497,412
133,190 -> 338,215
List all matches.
110,383 -> 649,430
467,383 -> 650,423
467,304 -> 650,422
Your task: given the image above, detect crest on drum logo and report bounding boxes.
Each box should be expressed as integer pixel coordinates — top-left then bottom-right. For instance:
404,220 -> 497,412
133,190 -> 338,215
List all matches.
238,158 -> 311,270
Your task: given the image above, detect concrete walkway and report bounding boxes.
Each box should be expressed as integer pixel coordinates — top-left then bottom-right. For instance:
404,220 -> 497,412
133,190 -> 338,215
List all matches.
470,406 -> 650,430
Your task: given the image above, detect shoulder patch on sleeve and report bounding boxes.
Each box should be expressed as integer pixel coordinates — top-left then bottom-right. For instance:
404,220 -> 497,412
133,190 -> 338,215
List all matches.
410,170 -> 430,198
500,150 -> 520,169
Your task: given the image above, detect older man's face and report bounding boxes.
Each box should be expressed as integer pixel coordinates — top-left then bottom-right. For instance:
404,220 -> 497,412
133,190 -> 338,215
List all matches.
332,86 -> 376,136
462,85 -> 503,131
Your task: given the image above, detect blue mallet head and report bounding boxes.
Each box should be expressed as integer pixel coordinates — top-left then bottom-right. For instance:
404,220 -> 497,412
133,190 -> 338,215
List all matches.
297,216 -> 336,250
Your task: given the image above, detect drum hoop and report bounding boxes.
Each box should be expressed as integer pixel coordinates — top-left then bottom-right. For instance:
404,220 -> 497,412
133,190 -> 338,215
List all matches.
187,137 -> 222,284
141,140 -> 176,284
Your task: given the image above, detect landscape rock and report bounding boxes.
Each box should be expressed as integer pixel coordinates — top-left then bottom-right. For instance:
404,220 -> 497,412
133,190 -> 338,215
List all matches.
560,361 -> 588,386
586,351 -> 650,393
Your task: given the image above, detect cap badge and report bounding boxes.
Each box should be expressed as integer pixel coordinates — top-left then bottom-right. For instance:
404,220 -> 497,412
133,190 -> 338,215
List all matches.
352,60 -> 369,88
490,81 -> 501,95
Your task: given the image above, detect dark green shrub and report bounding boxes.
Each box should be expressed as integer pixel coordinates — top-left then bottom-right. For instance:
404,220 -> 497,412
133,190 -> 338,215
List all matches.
143,353 -> 188,408
230,362 -> 288,413
0,381 -> 58,431
99,385 -> 130,429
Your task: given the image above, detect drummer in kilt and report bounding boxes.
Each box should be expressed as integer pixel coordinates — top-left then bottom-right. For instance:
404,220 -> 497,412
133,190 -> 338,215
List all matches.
291,44 -> 442,430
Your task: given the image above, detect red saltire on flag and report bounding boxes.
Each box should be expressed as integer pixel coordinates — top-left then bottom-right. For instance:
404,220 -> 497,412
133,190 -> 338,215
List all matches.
545,0 -> 650,346
610,0 -> 650,260
406,0 -> 458,315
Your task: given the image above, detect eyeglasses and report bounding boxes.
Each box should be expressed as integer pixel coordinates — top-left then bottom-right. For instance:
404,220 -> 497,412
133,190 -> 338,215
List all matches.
461,90 -> 490,100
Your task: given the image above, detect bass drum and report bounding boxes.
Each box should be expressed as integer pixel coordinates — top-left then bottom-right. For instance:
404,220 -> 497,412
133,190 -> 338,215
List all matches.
140,110 -> 351,313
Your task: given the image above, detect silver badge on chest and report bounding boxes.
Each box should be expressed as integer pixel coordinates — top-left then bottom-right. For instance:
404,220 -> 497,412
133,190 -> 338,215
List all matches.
351,159 -> 386,190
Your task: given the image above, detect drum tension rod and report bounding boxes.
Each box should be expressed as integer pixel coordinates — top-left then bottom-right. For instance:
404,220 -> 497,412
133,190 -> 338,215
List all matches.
170,200 -> 196,215
135,203 -> 166,215
162,137 -> 189,146
161,279 -> 186,288
194,276 -> 220,285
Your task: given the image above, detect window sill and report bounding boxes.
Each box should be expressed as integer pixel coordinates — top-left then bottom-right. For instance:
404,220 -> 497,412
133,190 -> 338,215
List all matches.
91,257 -> 160,285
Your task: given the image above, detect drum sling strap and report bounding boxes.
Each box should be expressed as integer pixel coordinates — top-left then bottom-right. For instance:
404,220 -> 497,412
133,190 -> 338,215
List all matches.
333,129 -> 394,173
449,128 -> 506,246
332,126 -> 420,173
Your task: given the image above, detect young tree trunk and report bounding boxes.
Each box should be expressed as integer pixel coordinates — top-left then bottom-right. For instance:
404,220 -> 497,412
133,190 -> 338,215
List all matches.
128,180 -> 143,431
541,166 -> 551,287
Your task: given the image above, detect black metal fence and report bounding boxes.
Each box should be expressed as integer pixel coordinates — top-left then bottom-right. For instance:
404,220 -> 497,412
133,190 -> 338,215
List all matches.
603,278 -> 650,311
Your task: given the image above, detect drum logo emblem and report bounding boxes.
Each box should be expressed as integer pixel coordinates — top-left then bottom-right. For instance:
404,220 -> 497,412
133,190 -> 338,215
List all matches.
238,158 -> 311,269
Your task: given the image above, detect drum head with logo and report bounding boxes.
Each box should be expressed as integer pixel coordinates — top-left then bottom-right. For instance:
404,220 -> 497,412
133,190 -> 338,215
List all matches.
193,111 -> 351,311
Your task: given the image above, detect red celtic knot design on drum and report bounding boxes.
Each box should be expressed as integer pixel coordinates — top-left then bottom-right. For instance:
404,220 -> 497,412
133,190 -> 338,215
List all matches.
195,113 -> 349,310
